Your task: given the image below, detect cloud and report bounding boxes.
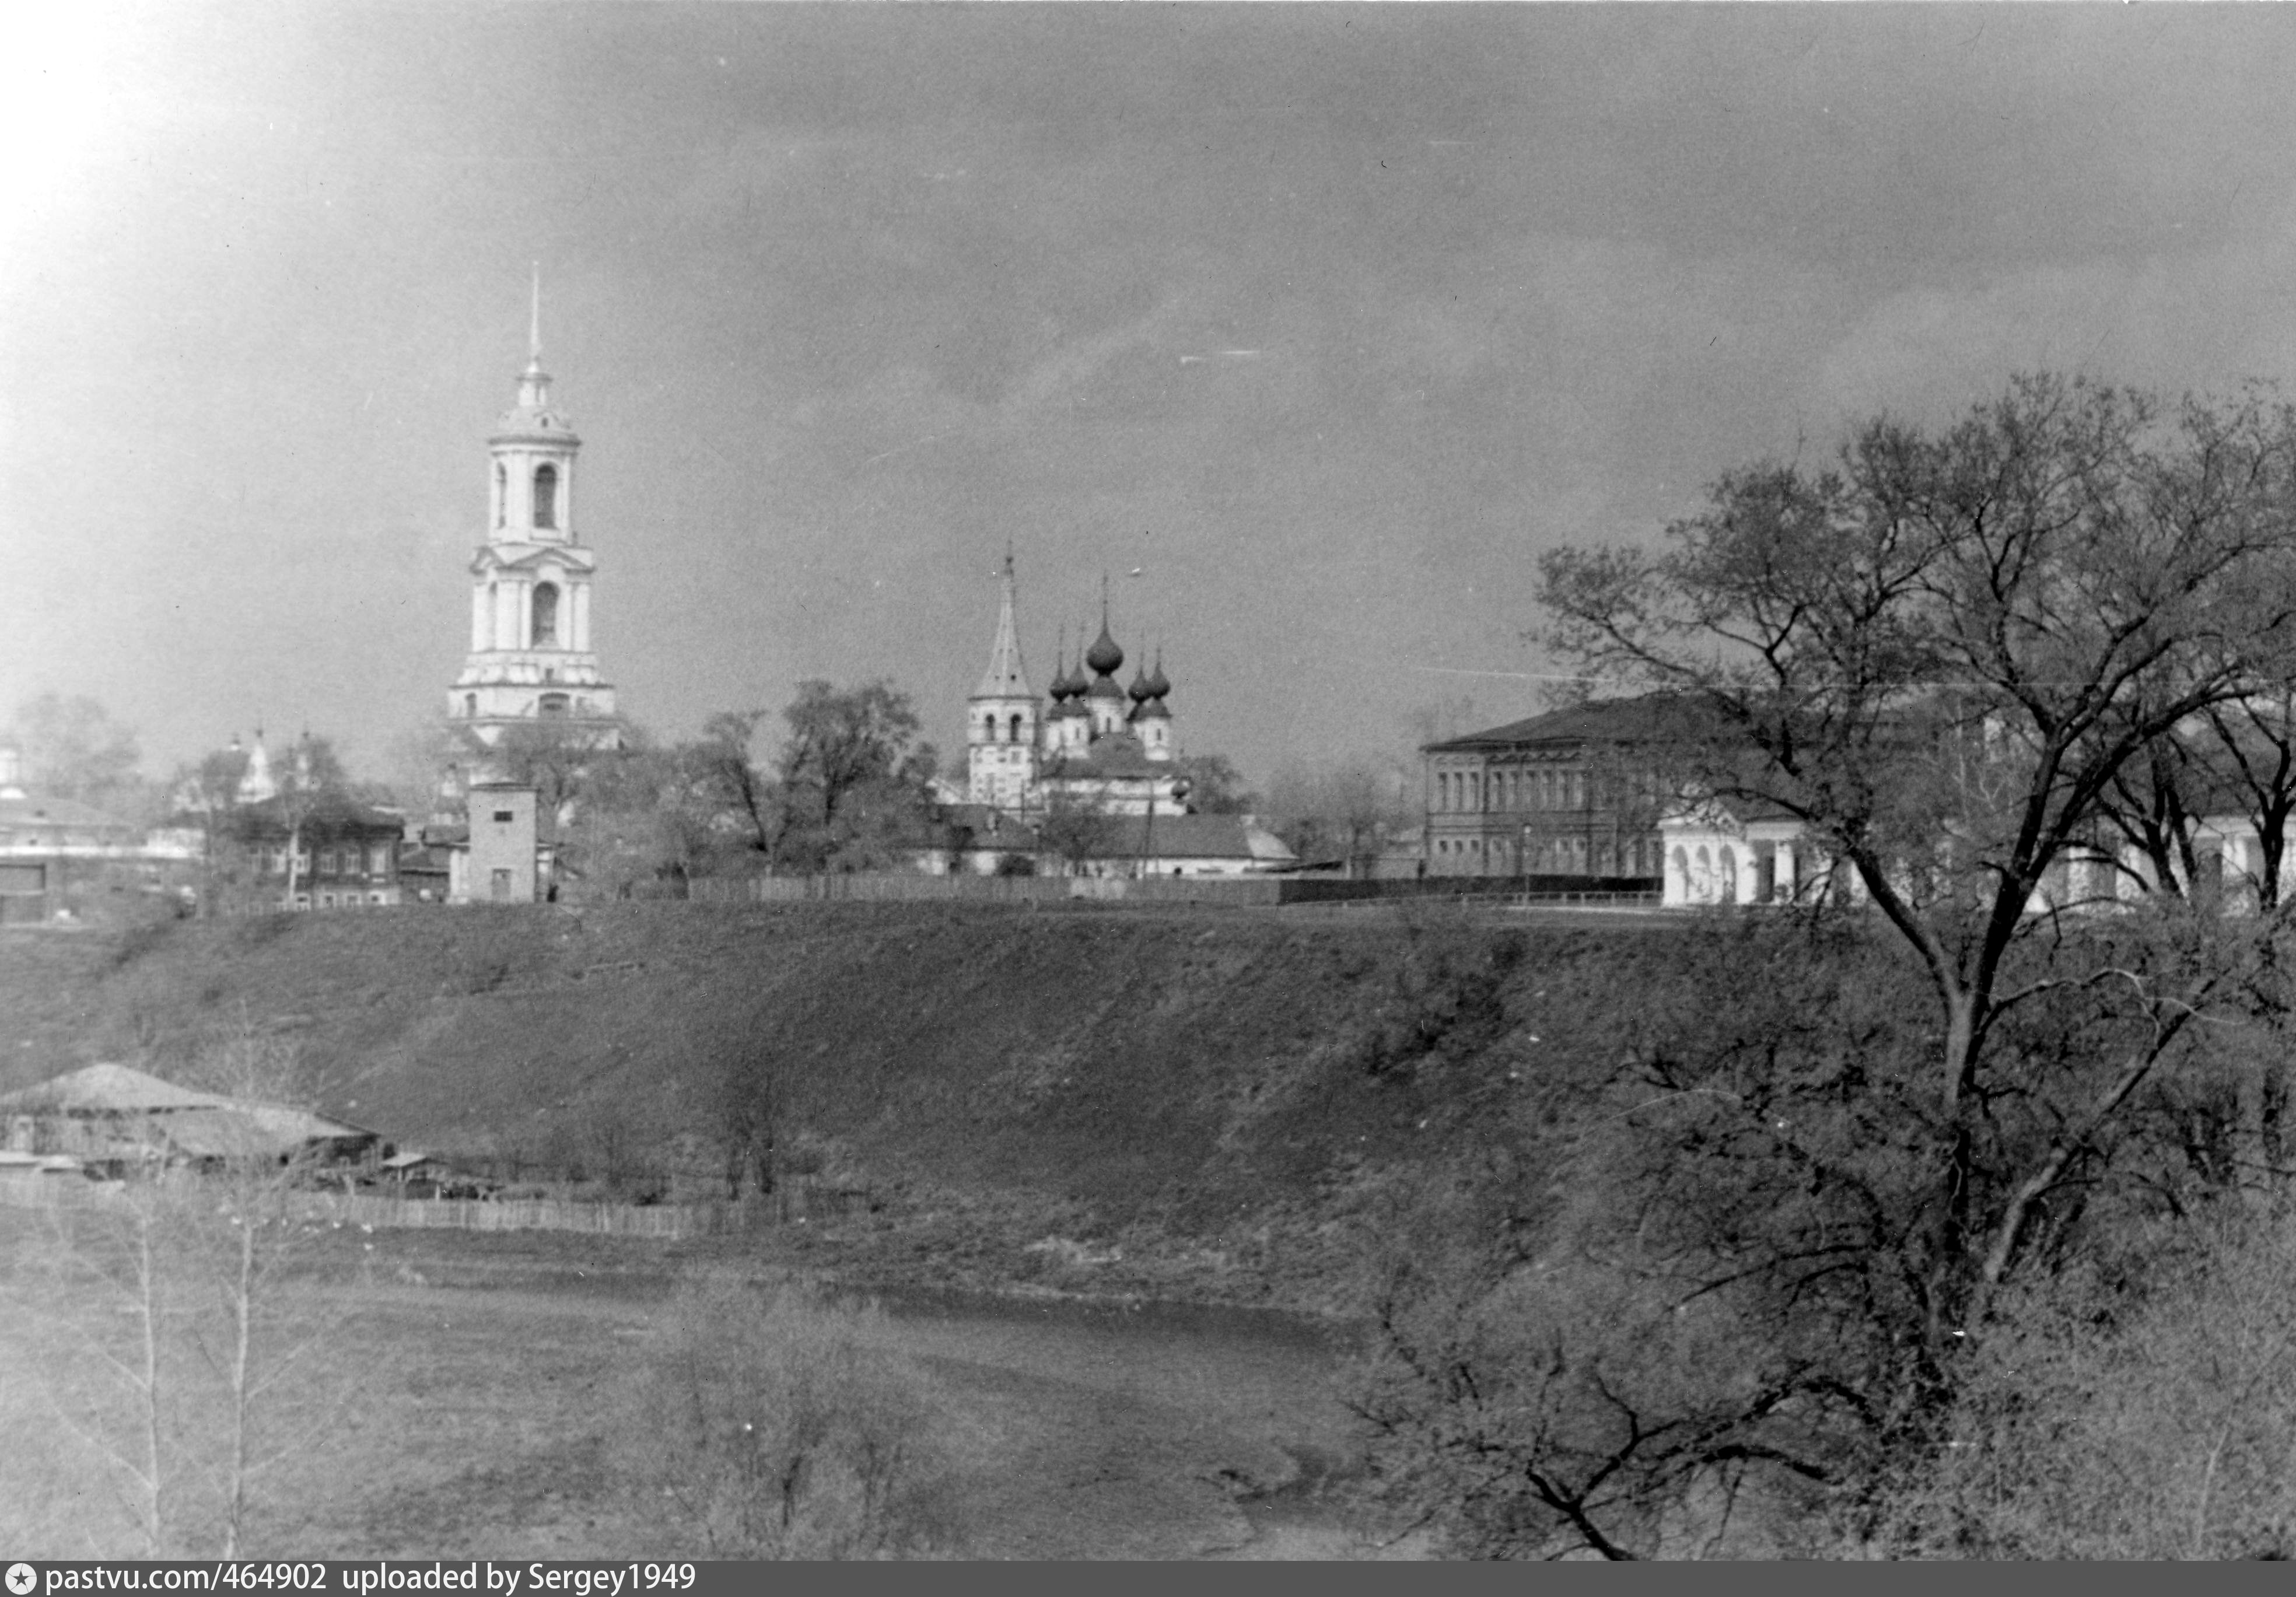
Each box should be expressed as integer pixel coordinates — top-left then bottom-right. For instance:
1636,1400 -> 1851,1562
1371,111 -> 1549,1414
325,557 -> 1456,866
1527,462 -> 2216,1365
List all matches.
1809,191 -> 2296,425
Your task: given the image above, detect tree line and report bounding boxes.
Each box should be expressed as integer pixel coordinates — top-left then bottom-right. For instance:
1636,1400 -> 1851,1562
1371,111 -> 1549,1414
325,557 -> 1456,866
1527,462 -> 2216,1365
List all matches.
9,675 -> 1430,900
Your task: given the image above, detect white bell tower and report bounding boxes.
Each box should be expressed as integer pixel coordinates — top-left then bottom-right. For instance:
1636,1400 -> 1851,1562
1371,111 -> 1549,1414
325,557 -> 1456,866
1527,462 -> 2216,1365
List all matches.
966,549 -> 1039,810
449,268 -> 618,746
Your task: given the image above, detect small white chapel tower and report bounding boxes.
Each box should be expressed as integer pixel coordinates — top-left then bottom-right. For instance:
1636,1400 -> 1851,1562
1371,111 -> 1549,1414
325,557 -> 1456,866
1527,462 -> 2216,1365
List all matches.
965,548 -> 1038,810
449,269 -> 618,746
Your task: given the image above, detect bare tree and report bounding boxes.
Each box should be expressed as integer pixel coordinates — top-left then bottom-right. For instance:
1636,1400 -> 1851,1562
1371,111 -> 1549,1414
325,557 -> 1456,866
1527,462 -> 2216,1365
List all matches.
9,692 -> 143,808
1541,375 -> 2296,1317
1264,759 -> 1414,877
1035,786 -> 1116,874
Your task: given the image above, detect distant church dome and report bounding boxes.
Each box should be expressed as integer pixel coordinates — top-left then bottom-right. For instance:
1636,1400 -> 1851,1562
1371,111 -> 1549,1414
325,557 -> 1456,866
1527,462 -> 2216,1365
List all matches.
1128,662 -> 1155,704
1049,636 -> 1083,701
1085,622 -> 1124,678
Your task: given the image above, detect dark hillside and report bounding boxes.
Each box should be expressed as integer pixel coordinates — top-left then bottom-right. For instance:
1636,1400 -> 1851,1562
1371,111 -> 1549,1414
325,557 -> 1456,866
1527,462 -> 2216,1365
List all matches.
0,904 -> 1685,1306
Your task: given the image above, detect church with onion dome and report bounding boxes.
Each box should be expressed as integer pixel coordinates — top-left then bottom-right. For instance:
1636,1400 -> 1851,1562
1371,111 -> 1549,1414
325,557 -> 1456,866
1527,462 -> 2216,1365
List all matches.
962,556 -> 1189,820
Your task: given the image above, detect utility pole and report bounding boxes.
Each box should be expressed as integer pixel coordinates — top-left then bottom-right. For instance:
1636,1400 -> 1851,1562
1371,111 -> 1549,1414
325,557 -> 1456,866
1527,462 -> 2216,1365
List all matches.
1139,775 -> 1191,879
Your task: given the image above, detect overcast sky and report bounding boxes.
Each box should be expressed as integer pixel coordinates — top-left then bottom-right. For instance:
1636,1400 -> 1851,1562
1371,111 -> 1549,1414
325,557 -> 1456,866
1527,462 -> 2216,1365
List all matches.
9,3 -> 2296,786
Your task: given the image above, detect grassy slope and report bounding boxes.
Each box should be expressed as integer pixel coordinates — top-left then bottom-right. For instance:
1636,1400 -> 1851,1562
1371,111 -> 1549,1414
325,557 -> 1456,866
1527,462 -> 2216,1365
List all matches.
0,903 -> 1656,1307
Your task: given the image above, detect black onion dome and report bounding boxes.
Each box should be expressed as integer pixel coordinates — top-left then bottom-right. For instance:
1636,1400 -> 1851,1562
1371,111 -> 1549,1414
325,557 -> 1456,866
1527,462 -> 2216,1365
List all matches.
1144,652 -> 1171,700
1128,662 -> 1154,703
1085,622 -> 1124,677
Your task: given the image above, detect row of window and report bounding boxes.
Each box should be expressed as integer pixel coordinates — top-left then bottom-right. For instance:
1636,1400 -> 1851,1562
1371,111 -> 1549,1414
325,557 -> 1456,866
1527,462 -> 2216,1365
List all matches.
262,845 -> 394,877
980,713 -> 1030,743
1432,834 -> 1657,875
1435,765 -> 1587,813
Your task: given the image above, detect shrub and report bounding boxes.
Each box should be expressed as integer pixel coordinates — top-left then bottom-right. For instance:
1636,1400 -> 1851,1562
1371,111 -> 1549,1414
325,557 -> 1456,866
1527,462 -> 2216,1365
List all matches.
625,1271 -> 956,1558
1891,1210 -> 2296,1559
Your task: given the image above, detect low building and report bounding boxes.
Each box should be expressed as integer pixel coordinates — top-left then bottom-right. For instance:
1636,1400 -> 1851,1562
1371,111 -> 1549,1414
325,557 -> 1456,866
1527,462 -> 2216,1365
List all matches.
0,1062 -> 380,1172
396,835 -> 456,902
232,793 -> 410,910
1661,799 -> 2296,913
0,742 -> 196,925
907,803 -> 1296,878
911,802 -> 1045,876
1054,812 -> 1299,878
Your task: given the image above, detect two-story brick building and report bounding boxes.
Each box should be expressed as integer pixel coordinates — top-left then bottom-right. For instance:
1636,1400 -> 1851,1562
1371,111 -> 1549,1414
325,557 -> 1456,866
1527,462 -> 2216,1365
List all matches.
1420,695 -> 1703,881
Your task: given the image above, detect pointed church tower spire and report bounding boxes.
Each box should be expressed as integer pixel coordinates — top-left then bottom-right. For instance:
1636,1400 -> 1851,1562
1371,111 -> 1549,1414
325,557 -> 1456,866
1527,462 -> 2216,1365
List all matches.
972,544 -> 1032,699
965,547 -> 1041,811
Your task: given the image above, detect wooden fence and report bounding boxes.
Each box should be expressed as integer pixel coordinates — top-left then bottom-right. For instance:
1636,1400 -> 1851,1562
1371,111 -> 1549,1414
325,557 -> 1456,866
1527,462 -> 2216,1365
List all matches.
685,871 -> 1663,909
0,1173 -> 872,1239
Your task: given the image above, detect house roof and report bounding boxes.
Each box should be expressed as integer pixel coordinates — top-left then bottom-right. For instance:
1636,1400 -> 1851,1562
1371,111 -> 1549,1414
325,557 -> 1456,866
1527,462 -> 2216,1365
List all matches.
221,792 -> 407,840
0,1062 -> 237,1114
150,1105 -> 376,1160
397,842 -> 454,875
1423,692 -> 1721,754
0,1063 -> 377,1147
1088,814 -> 1298,864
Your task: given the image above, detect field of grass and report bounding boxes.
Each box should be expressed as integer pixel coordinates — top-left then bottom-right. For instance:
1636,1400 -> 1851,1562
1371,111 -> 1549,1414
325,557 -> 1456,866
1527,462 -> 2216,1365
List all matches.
2,1221 -> 1402,1560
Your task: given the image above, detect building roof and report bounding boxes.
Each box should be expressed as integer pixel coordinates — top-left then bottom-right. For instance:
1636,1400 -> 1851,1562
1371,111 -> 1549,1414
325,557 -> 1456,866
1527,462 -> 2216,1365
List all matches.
1423,692 -> 1719,754
1044,738 -> 1172,782
0,1062 -> 237,1114
1089,814 -> 1298,864
0,1063 -> 376,1148
0,789 -> 139,835
972,553 -> 1034,702
151,1105 -> 376,1160
397,842 -> 455,877
380,1148 -> 448,1172
215,792 -> 407,840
